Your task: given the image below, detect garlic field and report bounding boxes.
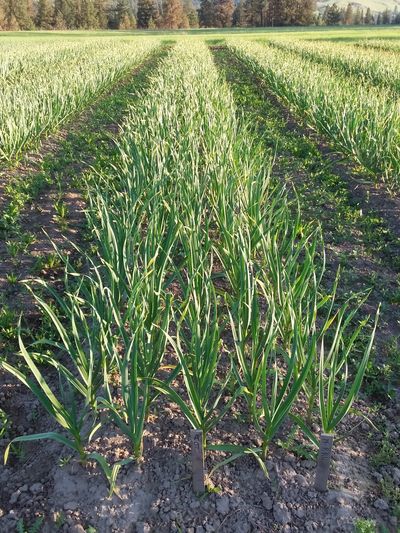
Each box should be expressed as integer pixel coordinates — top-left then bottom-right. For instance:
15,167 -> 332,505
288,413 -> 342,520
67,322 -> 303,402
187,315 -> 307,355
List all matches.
0,29 -> 399,533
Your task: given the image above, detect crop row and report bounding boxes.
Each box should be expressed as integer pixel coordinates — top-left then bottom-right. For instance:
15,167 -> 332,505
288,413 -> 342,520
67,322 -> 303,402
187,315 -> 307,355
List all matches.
0,38 -> 159,164
230,41 -> 400,191
2,41 -> 378,495
269,38 -> 400,94
355,39 -> 400,53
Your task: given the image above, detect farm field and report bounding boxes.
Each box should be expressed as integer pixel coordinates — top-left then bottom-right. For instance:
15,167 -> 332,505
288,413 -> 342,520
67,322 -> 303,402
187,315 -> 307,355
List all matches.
0,27 -> 399,533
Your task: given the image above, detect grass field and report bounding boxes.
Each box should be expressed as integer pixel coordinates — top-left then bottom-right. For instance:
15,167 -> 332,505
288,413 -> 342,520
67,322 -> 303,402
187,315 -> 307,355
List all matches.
0,27 -> 399,533
1,24 -> 400,39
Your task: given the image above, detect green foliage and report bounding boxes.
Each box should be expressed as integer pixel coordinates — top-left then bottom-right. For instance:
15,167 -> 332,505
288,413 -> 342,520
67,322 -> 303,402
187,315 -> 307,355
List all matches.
371,432 -> 400,468
380,478 -> 400,517
354,519 -> 376,533
0,39 -> 159,163
2,39 -> 379,489
88,453 -> 133,497
0,408 -> 11,439
16,516 -> 44,533
231,40 -> 400,191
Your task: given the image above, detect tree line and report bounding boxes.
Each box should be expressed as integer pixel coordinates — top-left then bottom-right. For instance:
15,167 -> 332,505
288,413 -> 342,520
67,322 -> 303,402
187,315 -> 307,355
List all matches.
0,0 -> 199,30
320,3 -> 400,25
0,0 -> 317,30
0,0 -> 399,30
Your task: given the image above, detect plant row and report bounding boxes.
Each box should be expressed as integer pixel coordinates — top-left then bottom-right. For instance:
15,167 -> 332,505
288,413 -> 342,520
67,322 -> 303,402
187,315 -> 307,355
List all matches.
229,40 -> 400,191
268,38 -> 400,94
355,39 -> 400,53
0,37 -> 160,164
2,41 -> 378,495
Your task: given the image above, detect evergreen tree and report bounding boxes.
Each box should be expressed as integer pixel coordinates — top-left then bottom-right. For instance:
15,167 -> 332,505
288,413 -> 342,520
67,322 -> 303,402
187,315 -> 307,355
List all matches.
353,6 -> 363,24
2,0 -> 34,29
137,0 -> 156,28
183,0 -> 198,27
267,0 -> 286,26
180,10 -> 190,27
1,0 -> 16,29
162,0 -> 184,28
233,0 -> 246,26
364,7 -> 373,24
94,0 -> 108,27
54,0 -> 76,28
285,0 -> 315,25
246,0 -> 267,26
148,15 -> 156,26
343,3 -> 353,24
81,0 -> 99,28
382,8 -> 391,23
376,12 -> 382,24
120,11 -> 136,27
114,0 -> 136,28
0,2 -> 5,29
35,0 -> 54,29
199,0 -> 214,26
214,0 -> 234,26
323,3 -> 341,25
20,0 -> 35,28
53,11 -> 67,27
186,7 -> 198,26
298,0 -> 315,25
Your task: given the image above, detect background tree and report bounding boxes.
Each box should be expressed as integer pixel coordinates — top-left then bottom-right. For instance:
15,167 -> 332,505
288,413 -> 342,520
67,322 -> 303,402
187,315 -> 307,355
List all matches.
233,0 -> 246,26
364,7 -> 373,24
137,0 -> 156,28
246,0 -> 267,26
183,0 -> 198,27
180,10 -> 190,26
382,8 -> 391,23
285,0 -> 315,25
323,3 -> 341,25
214,0 -> 234,26
1,0 -> 18,29
120,11 -> 136,27
0,2 -> 5,29
343,3 -> 353,24
54,0 -> 76,28
199,0 -> 214,27
162,0 -> 184,28
112,0 -> 136,28
35,0 -> 54,28
80,0 -> 99,28
1,0 -> 382,31
353,6 -> 363,24
267,0 -> 286,26
94,0 -> 108,27
298,0 -> 315,24
1,0 -> 34,29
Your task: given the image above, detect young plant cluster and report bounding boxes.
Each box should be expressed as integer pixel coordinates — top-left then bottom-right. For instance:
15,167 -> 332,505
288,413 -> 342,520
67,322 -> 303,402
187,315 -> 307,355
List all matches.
2,41 -> 378,495
229,40 -> 400,191
0,38 -> 159,163
269,38 -> 400,94
355,39 -> 400,53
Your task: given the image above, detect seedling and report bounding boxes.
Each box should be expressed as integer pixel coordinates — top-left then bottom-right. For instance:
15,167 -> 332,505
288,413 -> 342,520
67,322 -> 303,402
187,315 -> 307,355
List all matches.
88,452 -> 133,498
